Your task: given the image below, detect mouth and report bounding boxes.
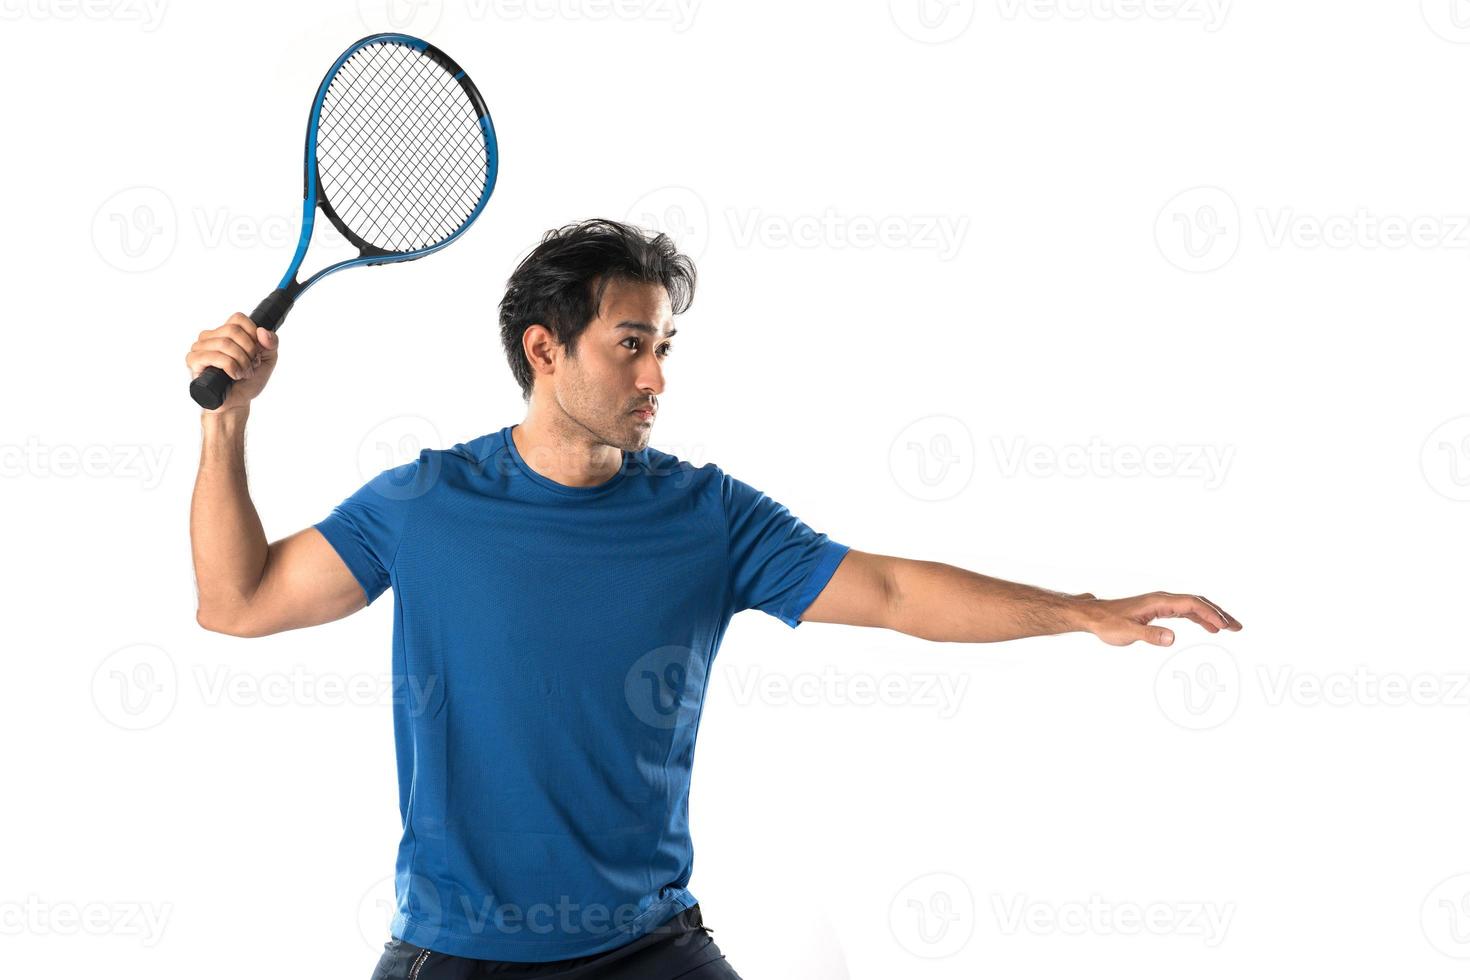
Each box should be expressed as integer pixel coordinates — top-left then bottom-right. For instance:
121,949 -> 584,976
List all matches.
631,408 -> 655,423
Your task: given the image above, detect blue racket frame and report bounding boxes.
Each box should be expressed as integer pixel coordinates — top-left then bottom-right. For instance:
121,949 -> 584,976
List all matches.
189,33 -> 498,410
285,33 -> 500,293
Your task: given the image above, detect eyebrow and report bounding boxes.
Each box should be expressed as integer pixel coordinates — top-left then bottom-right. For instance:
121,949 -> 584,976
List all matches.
614,320 -> 677,340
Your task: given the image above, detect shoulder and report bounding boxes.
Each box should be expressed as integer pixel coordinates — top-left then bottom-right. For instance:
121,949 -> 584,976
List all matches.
356,448 -> 439,504
639,443 -> 725,493
360,431 -> 496,502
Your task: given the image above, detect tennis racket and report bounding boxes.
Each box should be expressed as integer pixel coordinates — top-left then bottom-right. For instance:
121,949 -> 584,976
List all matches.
189,33 -> 499,410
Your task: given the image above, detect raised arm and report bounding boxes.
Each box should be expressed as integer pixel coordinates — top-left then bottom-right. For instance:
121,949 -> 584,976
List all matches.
799,550 -> 1242,646
188,314 -> 366,638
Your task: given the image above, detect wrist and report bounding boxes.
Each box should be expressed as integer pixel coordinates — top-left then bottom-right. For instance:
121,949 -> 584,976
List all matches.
202,406 -> 249,425
1057,594 -> 1100,635
201,406 -> 250,438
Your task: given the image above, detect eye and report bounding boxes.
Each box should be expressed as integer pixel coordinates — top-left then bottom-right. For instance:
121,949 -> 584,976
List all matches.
622,337 -> 673,357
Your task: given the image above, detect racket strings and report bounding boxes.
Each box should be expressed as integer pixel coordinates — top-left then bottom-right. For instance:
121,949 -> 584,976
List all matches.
320,46 -> 485,247
315,41 -> 490,253
353,75 -> 485,236
319,47 -> 485,248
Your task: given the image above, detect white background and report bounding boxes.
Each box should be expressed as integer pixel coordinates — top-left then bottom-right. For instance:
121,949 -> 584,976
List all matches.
4,0 -> 1469,976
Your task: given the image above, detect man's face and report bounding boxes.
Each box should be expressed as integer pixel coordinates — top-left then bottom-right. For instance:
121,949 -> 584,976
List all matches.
550,277 -> 675,452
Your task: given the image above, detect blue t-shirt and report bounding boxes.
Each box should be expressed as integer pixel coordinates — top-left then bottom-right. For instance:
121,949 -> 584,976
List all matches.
313,424 -> 850,961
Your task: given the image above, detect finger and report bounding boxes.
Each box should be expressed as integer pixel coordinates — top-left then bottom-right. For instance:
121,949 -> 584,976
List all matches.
226,311 -> 259,331
256,326 -> 279,350
1195,595 -> 1242,630
213,322 -> 262,358
1185,595 -> 1234,630
187,350 -> 251,381
1139,623 -> 1174,646
1180,612 -> 1219,634
191,337 -> 255,376
190,336 -> 254,371
1150,594 -> 1232,631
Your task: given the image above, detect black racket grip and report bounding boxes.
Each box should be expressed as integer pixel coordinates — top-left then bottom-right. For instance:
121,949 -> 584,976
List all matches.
189,289 -> 293,410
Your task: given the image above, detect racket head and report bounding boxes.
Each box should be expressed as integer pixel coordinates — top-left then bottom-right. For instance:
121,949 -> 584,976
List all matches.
285,34 -> 499,291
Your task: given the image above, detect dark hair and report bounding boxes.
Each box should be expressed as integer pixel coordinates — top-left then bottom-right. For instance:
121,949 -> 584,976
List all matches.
498,218 -> 697,400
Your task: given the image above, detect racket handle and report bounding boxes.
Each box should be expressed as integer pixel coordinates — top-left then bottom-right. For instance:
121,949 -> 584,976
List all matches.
189,289 -> 294,410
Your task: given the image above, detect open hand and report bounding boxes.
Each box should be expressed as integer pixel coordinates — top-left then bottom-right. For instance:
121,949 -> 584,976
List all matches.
1076,592 -> 1242,647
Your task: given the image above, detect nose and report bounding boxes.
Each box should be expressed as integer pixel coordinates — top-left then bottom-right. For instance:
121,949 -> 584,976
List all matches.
637,353 -> 666,398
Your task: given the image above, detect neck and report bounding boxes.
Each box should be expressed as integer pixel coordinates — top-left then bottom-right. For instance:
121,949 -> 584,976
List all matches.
511,404 -> 625,488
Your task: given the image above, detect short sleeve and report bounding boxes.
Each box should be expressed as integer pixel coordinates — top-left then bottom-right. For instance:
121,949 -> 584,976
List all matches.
721,470 -> 850,628
313,455 -> 425,606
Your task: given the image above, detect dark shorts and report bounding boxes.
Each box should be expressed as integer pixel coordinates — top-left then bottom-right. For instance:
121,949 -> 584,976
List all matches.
368,904 -> 743,980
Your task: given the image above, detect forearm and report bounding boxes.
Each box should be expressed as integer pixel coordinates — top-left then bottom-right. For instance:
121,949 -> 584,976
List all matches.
190,409 -> 268,627
887,558 -> 1087,643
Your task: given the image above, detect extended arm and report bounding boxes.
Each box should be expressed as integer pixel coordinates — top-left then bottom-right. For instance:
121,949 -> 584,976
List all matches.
800,550 -> 1241,646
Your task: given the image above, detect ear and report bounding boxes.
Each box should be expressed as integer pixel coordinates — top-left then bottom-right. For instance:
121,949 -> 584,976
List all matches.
522,323 -> 559,378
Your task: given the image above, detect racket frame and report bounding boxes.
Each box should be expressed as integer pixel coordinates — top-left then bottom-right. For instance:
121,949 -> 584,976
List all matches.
278,33 -> 499,301
189,32 -> 498,410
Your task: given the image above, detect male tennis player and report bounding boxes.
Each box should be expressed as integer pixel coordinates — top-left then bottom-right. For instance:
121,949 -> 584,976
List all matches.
187,218 -> 1241,978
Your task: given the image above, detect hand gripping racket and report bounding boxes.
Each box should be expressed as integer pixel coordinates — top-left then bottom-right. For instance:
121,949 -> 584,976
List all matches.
189,33 -> 499,410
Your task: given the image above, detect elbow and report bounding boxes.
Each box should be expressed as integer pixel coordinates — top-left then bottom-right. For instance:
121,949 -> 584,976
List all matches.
195,606 -> 238,636
196,605 -> 264,638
